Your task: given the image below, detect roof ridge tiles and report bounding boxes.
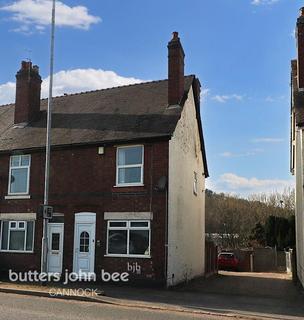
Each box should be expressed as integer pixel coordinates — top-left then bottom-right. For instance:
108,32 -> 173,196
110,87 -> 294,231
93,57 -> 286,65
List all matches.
41,78 -> 168,102
0,75 -> 195,107
40,75 -> 194,101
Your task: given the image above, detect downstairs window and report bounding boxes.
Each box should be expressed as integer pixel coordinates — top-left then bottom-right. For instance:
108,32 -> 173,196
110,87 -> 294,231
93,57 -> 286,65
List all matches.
0,220 -> 35,252
107,220 -> 150,257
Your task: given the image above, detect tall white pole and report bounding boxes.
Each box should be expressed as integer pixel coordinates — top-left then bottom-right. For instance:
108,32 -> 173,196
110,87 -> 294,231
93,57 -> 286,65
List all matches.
41,0 -> 56,274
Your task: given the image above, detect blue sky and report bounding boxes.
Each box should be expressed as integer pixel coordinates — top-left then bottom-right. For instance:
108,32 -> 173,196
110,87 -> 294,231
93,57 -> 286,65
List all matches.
0,0 -> 301,196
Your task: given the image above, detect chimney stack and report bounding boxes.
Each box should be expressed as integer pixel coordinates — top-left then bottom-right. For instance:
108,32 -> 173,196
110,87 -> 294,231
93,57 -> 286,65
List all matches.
14,61 -> 42,124
297,8 -> 304,90
168,32 -> 185,105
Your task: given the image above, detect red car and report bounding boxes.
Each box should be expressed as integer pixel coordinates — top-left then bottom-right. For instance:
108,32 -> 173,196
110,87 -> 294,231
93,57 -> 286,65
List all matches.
218,252 -> 240,271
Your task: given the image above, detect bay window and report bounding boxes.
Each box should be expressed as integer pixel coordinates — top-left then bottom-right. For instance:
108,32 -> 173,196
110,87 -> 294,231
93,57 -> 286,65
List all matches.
107,220 -> 150,257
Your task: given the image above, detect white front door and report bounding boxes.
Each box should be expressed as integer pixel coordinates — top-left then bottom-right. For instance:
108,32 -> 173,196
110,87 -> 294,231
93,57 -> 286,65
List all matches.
47,223 -> 64,274
73,213 -> 96,275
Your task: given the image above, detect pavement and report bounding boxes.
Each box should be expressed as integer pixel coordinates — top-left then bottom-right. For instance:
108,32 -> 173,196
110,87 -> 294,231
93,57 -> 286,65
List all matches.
0,271 -> 303,320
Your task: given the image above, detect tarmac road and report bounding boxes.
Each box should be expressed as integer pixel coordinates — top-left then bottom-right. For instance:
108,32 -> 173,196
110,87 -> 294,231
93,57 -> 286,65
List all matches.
0,292 -> 234,320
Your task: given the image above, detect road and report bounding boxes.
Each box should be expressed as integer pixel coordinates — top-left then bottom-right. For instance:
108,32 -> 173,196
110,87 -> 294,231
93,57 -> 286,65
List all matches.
0,292 -> 233,320
103,271 -> 304,320
0,272 -> 303,320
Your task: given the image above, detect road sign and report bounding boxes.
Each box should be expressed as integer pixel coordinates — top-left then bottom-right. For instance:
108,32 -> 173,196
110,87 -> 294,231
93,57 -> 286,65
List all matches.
41,205 -> 53,219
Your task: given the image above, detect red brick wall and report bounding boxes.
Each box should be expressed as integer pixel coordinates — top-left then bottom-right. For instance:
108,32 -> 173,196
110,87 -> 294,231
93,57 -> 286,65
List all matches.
0,140 -> 169,284
168,32 -> 185,105
14,61 -> 42,124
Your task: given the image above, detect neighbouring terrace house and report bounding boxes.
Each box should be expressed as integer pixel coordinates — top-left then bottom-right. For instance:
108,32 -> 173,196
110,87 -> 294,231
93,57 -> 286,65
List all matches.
291,8 -> 304,288
0,33 -> 208,286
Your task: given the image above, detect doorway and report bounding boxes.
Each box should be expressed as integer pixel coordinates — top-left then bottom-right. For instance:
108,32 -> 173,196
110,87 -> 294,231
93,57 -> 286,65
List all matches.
47,223 -> 64,274
73,212 -> 96,276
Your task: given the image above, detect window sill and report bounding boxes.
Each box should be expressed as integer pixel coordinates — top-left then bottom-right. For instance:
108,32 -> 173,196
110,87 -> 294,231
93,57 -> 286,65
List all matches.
5,195 -> 31,200
105,254 -> 151,259
114,184 -> 144,188
0,250 -> 34,254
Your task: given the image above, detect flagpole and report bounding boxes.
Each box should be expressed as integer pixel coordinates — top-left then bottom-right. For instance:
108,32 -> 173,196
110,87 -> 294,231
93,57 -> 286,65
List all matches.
41,0 -> 56,274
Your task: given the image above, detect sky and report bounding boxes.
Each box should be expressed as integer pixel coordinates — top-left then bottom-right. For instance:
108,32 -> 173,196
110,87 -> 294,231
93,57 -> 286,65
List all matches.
0,0 -> 301,197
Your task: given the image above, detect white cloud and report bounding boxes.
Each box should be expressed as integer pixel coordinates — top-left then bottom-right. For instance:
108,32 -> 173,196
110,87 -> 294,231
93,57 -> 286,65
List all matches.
1,0 -> 101,32
220,149 -> 263,158
265,95 -> 287,103
0,82 -> 16,105
220,151 -> 234,158
265,96 -> 275,103
291,29 -> 296,39
42,69 -> 143,97
252,137 -> 284,143
0,68 -> 144,105
211,94 -> 243,103
201,88 -> 210,100
251,0 -> 279,5
207,173 -> 294,196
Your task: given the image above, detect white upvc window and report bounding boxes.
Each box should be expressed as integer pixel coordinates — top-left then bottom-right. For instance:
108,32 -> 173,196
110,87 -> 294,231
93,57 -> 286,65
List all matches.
116,145 -> 144,186
193,171 -> 198,195
0,220 -> 35,253
106,220 -> 150,258
8,155 -> 31,195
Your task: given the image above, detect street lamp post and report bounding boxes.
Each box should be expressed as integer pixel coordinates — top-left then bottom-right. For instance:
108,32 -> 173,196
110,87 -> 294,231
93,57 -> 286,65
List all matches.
41,0 -> 56,274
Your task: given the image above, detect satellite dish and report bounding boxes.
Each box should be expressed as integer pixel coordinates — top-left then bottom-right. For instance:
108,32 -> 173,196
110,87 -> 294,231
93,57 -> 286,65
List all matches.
155,176 -> 167,191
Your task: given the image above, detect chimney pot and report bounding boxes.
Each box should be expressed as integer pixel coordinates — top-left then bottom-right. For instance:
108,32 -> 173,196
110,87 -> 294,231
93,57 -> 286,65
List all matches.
21,60 -> 32,70
300,7 -> 304,16
32,65 -> 39,73
172,32 -> 179,40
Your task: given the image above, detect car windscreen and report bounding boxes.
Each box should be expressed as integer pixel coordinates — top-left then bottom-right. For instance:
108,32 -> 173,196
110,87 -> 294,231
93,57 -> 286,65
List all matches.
219,253 -> 234,259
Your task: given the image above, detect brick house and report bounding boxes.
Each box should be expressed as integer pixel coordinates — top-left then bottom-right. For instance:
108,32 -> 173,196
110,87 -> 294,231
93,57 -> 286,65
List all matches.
291,9 -> 304,289
0,33 -> 208,286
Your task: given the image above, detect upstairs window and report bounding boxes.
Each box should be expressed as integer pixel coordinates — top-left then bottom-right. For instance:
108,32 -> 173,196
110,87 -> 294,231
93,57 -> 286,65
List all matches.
8,155 -> 31,195
0,220 -> 35,252
116,146 -> 144,186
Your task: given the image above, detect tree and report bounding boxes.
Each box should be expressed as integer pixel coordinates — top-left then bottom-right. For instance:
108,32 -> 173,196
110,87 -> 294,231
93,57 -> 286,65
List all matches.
263,215 -> 296,250
250,222 -> 266,246
287,215 -> 296,248
265,216 -> 277,247
205,189 -> 295,249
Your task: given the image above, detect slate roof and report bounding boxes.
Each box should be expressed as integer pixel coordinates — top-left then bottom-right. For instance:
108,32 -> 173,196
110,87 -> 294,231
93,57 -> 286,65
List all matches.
291,59 -> 304,126
0,75 -> 209,177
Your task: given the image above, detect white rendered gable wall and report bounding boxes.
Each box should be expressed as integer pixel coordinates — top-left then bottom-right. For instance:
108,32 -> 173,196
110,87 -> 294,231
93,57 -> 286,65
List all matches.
167,86 -> 206,286
295,128 -> 304,286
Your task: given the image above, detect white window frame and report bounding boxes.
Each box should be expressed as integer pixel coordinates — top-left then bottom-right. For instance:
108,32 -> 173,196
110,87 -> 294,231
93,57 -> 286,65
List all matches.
8,155 -> 31,195
106,220 -> 151,258
193,171 -> 198,196
0,220 -> 35,253
116,145 -> 144,187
